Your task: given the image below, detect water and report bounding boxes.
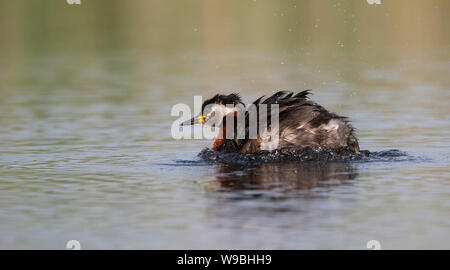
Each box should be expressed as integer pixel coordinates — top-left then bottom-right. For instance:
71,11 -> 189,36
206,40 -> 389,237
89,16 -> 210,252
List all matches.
0,0 -> 449,249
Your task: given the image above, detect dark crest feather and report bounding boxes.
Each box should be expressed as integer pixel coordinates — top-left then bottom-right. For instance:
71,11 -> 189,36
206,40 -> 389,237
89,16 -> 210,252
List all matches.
202,93 -> 242,110
294,89 -> 311,99
262,91 -> 291,104
253,95 -> 265,105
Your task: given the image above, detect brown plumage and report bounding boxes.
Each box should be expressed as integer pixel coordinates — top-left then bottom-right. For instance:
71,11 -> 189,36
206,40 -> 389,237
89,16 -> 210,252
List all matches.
182,90 -> 360,154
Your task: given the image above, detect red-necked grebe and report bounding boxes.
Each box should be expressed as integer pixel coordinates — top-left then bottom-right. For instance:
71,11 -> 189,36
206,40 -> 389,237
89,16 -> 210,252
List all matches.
181,90 -> 360,154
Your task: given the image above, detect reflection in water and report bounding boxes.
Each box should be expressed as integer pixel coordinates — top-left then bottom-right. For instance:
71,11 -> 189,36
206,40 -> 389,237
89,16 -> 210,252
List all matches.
202,162 -> 359,245
211,162 -> 358,195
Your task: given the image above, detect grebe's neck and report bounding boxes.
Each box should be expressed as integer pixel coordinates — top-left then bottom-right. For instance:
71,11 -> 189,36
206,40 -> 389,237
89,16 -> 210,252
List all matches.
211,122 -> 226,151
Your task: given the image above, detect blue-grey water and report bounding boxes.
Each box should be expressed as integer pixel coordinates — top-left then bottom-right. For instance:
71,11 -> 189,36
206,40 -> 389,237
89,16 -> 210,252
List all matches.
0,0 -> 449,249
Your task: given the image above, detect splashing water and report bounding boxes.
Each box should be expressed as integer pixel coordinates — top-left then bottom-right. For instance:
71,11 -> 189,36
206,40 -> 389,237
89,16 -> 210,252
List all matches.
194,147 -> 412,165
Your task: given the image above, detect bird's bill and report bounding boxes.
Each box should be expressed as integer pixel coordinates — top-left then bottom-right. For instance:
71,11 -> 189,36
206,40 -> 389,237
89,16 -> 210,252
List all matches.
180,115 -> 206,126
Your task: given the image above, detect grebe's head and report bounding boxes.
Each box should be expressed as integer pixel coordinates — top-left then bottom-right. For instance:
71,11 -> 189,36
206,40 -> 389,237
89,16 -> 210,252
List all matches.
181,93 -> 243,126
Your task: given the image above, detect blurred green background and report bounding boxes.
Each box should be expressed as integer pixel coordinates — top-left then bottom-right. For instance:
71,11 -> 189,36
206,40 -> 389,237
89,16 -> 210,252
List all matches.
1,0 -> 449,99
1,0 -> 449,56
